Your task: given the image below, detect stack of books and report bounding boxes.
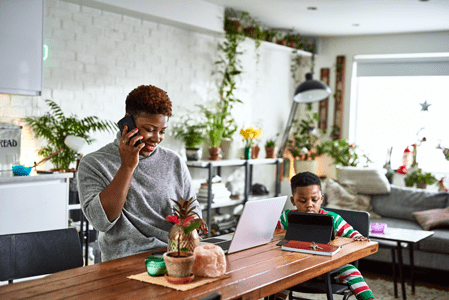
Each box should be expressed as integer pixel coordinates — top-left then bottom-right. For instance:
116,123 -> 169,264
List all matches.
196,182 -> 231,203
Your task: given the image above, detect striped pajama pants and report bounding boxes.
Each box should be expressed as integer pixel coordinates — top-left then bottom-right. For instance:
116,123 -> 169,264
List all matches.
275,264 -> 374,300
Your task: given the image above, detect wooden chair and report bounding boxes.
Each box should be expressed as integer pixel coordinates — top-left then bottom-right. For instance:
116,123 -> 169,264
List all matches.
0,228 -> 83,284
288,207 -> 370,300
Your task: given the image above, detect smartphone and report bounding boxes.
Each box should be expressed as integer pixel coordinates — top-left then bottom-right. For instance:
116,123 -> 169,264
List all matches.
117,115 -> 142,146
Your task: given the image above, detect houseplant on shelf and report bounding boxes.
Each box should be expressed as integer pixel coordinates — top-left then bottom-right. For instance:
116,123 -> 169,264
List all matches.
164,197 -> 207,283
200,108 -> 225,161
265,133 -> 279,158
404,168 -> 437,189
22,99 -> 116,171
316,138 -> 371,168
172,113 -> 207,161
287,108 -> 320,173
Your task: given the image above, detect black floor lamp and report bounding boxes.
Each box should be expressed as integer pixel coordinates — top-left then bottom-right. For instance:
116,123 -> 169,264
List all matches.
277,72 -> 332,158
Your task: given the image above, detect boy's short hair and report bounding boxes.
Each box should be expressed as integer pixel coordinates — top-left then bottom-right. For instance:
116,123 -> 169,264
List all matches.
291,171 -> 322,193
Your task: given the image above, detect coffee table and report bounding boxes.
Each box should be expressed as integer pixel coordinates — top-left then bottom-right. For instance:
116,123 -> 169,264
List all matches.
370,226 -> 434,300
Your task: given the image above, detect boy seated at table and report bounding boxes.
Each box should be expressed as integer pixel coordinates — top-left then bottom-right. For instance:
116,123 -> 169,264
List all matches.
274,171 -> 374,300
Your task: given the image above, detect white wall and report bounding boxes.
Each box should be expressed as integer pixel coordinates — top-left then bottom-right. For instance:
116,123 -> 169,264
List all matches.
314,31 -> 449,140
0,0 -> 293,193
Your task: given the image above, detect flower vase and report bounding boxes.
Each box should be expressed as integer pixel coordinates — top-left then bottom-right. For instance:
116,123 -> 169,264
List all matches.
167,224 -> 200,253
244,146 -> 252,160
251,145 -> 260,159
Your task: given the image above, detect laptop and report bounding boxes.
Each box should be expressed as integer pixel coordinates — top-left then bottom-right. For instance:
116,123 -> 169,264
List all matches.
276,211 -> 335,246
201,196 -> 287,254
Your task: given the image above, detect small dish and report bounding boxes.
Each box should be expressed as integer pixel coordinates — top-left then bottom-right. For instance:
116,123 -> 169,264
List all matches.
145,255 -> 167,276
12,165 -> 32,176
164,273 -> 195,284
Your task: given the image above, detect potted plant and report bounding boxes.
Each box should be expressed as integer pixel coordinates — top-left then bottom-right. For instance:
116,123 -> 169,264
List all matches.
200,108 -> 225,161
287,108 -> 321,173
405,168 -> 437,189
316,138 -> 371,167
172,113 -> 207,161
164,197 -> 207,283
264,134 -> 279,158
23,99 -> 116,171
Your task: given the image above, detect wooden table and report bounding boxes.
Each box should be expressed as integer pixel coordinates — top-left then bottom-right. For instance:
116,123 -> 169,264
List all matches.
370,227 -> 434,300
0,230 -> 378,300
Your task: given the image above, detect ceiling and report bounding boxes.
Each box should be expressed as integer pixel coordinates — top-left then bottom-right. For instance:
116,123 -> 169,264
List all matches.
203,0 -> 449,37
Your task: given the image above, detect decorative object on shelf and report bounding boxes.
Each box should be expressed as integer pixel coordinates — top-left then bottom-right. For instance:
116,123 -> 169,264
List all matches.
402,146 -> 412,168
251,145 -> 260,159
437,143 -> 449,161
240,126 -> 262,159
201,110 -> 225,161
404,168 -> 437,189
437,177 -> 448,192
397,165 -> 408,175
411,137 -> 426,168
316,138 -> 371,167
192,244 -> 226,278
318,68 -> 330,130
220,137 -> 235,160
164,197 -> 207,281
172,113 -> 207,161
333,55 -> 345,140
264,134 -> 278,158
251,183 -> 269,195
23,99 -> 116,171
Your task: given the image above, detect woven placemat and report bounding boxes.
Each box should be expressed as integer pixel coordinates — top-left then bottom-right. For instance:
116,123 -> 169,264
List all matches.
127,272 -> 225,291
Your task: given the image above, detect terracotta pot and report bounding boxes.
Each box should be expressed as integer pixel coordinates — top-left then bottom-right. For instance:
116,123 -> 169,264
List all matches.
167,224 -> 200,253
251,145 -> 260,159
208,146 -> 221,161
416,183 -> 427,189
265,147 -> 276,159
163,251 -> 195,278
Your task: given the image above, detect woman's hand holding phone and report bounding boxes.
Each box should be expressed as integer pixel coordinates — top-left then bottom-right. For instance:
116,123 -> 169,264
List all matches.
119,125 -> 145,170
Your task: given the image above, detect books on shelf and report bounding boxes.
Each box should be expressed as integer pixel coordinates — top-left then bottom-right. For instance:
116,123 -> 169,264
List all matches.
196,181 -> 232,202
281,240 -> 341,256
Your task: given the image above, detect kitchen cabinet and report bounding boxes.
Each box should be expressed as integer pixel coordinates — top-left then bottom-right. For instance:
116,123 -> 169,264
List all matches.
0,0 -> 44,96
0,171 -> 72,235
186,158 -> 282,237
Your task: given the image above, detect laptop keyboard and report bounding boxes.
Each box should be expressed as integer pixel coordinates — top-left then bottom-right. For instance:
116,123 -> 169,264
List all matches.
214,240 -> 232,251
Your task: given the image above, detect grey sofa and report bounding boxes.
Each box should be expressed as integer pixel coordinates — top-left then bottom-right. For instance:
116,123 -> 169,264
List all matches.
363,185 -> 449,272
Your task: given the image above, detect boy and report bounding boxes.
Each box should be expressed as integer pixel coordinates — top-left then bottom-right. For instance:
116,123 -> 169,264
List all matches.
275,172 -> 374,300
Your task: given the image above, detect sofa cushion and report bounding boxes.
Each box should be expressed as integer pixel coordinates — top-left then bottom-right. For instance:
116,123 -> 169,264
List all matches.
412,207 -> 449,230
337,166 -> 391,194
418,229 -> 449,255
323,178 -> 381,219
371,185 -> 449,221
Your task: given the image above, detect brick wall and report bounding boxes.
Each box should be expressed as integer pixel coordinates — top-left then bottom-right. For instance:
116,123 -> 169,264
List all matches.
0,0 -> 293,190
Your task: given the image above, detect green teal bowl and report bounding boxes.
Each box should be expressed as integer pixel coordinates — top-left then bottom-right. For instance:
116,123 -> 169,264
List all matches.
145,255 -> 167,276
12,166 -> 32,176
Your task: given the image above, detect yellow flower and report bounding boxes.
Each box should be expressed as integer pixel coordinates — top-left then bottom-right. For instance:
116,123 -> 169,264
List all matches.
240,127 -> 263,147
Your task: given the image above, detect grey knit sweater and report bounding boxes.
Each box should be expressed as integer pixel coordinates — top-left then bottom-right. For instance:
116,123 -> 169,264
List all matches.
76,132 -> 201,261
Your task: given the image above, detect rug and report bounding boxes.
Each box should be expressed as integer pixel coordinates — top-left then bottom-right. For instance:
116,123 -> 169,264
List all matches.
288,276 -> 449,300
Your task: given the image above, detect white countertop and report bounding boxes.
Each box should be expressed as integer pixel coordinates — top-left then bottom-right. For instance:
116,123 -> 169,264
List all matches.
0,170 -> 74,184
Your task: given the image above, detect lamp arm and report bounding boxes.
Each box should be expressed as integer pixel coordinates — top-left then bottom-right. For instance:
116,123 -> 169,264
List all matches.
277,101 -> 299,158
33,147 -> 65,168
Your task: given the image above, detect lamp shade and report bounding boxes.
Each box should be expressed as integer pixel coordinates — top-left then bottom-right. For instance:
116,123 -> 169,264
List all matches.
293,73 -> 331,103
64,135 -> 85,153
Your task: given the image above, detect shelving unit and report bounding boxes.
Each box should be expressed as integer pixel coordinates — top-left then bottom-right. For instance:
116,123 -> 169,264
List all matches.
186,158 -> 283,237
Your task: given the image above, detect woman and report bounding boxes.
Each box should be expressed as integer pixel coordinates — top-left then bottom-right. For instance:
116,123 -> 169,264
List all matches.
77,85 -> 202,262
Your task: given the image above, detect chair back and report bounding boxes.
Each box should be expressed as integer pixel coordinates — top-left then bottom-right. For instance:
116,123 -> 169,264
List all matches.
323,207 -> 370,237
0,228 -> 83,283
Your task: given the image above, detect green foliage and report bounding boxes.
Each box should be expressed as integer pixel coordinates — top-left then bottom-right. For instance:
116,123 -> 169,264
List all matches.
316,138 -> 371,167
405,168 -> 437,187
199,106 -> 225,147
23,99 -> 116,170
288,107 -> 320,160
265,133 -> 279,148
172,114 -> 207,148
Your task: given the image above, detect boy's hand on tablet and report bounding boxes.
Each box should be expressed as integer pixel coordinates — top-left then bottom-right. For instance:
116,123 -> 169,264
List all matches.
353,236 -> 370,242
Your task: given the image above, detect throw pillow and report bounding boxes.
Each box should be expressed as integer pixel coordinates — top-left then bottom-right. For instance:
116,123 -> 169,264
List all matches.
337,166 -> 391,195
323,178 -> 381,219
412,207 -> 449,230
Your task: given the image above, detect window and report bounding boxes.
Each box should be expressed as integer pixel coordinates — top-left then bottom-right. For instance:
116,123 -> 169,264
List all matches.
351,54 -> 449,174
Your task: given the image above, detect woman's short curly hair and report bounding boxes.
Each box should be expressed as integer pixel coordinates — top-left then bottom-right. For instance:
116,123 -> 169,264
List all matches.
125,85 -> 172,117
